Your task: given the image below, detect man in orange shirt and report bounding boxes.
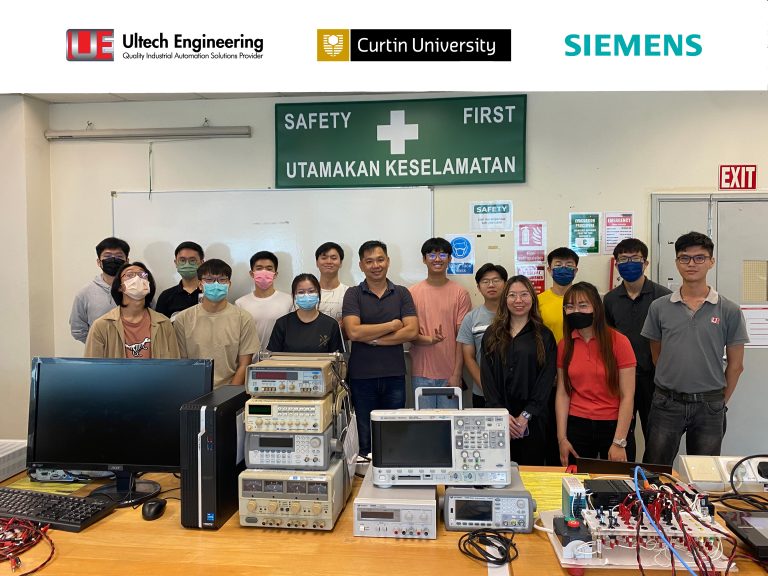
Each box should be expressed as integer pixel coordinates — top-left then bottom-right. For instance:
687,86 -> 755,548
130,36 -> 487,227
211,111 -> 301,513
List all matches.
409,237 -> 472,408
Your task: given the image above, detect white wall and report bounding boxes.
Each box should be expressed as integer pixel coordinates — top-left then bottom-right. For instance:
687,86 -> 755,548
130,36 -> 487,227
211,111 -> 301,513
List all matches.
4,91 -> 768,438
0,95 -> 51,438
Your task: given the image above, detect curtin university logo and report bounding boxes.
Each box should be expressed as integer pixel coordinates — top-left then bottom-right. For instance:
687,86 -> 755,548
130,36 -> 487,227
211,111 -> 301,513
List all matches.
317,29 -> 350,61
67,29 -> 114,61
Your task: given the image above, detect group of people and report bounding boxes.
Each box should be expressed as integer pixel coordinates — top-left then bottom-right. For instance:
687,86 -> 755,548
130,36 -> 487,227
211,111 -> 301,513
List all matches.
69,231 -> 748,467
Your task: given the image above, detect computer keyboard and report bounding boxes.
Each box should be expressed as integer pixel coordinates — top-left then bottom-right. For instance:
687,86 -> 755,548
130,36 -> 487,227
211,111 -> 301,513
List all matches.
0,486 -> 117,532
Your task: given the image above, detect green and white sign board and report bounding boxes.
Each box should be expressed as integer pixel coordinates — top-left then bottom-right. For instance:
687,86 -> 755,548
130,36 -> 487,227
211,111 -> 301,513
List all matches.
275,95 -> 526,188
569,212 -> 601,255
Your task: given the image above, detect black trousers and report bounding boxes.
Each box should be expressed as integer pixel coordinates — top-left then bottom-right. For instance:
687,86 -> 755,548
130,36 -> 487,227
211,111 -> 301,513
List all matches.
472,393 -> 486,408
509,418 -> 547,466
566,414 -> 636,464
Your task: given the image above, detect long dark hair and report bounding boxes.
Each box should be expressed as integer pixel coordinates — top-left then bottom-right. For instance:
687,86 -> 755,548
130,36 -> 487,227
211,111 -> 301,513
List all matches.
560,281 -> 619,396
484,275 -> 547,366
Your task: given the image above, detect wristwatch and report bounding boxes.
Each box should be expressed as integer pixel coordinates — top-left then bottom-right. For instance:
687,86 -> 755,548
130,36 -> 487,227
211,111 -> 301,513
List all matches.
612,438 -> 628,448
520,411 -> 531,420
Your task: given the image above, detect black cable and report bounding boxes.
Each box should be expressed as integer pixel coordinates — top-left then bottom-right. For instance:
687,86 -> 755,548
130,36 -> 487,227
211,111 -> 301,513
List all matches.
457,529 -> 519,565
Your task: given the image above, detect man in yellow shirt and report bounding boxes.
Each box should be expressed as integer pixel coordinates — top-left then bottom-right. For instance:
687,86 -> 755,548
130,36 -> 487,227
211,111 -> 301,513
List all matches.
537,247 -> 579,464
537,247 -> 579,343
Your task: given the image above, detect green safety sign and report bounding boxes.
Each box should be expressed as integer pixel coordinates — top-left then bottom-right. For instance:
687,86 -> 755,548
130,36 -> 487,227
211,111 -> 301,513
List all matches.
275,95 -> 526,188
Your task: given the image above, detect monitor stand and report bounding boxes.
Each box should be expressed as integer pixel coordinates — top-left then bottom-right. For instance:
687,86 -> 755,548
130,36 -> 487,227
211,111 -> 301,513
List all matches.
89,472 -> 161,508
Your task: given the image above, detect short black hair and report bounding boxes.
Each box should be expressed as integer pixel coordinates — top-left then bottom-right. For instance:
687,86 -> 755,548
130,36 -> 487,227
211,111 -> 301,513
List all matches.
475,263 -> 508,284
291,273 -> 322,301
174,241 -> 204,260
547,247 -> 579,266
315,242 -> 345,261
249,251 -> 278,271
613,238 -> 648,260
111,261 -> 155,308
420,237 -> 452,257
197,259 -> 232,280
675,231 -> 714,256
96,237 -> 130,258
358,240 -> 387,260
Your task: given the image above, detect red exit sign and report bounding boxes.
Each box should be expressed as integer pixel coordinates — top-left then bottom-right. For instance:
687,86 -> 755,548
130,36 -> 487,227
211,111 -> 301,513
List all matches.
719,164 -> 756,190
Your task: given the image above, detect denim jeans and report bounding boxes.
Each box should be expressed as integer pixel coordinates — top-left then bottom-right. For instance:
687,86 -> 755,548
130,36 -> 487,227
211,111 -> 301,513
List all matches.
643,389 -> 726,466
411,377 -> 460,409
350,375 -> 406,456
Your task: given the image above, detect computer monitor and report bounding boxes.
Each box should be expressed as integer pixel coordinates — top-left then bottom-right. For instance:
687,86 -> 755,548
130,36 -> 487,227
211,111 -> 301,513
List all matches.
27,357 -> 213,507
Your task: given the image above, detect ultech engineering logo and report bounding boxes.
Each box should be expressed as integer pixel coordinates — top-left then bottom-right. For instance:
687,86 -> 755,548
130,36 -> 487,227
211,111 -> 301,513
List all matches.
66,29 -> 114,61
317,29 -> 350,61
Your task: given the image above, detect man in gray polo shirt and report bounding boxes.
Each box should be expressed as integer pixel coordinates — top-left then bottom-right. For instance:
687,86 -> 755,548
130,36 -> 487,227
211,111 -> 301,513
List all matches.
342,240 -> 418,456
641,231 -> 749,466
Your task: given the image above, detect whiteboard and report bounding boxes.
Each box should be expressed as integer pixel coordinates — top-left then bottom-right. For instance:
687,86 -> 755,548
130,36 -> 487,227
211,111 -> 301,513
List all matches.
112,188 -> 433,302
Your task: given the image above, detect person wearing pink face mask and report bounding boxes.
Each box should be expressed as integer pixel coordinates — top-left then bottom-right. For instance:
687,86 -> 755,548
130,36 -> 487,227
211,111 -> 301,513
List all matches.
235,251 -> 293,350
85,261 -> 180,359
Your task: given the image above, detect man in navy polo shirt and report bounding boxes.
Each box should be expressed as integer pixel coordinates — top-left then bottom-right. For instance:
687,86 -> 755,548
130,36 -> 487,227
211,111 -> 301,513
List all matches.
641,231 -> 749,466
342,240 -> 418,456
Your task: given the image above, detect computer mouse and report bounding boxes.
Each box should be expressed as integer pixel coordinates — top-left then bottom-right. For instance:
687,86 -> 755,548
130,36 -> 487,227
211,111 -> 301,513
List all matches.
141,498 -> 167,521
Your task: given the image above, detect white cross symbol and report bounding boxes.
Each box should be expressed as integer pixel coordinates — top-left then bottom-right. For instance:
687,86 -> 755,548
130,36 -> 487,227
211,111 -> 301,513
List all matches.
377,110 -> 419,155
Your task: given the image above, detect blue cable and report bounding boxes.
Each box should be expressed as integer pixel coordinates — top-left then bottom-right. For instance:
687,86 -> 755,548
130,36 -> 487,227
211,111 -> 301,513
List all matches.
633,465 -> 696,576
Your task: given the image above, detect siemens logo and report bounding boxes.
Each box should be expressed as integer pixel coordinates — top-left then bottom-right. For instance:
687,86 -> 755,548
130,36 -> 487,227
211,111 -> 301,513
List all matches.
564,34 -> 701,57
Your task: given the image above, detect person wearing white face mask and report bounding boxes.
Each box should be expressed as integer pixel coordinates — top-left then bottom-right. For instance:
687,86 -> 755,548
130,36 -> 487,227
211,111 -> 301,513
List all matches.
267,274 -> 344,353
85,262 -> 180,359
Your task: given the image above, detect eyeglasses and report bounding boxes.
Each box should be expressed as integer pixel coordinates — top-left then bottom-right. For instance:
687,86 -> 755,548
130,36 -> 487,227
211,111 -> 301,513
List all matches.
177,257 -> 200,265
676,254 -> 710,265
507,292 -> 532,301
617,256 -> 645,264
478,278 -> 504,286
426,252 -> 449,261
122,271 -> 149,280
564,303 -> 592,313
201,276 -> 230,284
295,289 -> 318,296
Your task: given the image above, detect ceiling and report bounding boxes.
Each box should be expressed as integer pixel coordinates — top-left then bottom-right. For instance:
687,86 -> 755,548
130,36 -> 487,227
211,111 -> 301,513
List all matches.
23,92 -> 391,104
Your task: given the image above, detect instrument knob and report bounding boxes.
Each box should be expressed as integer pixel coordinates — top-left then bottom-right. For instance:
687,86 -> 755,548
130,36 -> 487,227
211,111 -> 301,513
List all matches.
290,502 -> 301,514
247,500 -> 257,512
310,438 -> 321,448
267,501 -> 278,513
311,503 -> 322,515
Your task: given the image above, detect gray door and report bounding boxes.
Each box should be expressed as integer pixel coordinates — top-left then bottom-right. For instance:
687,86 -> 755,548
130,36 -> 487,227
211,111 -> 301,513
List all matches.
655,197 -> 711,291
715,199 -> 768,456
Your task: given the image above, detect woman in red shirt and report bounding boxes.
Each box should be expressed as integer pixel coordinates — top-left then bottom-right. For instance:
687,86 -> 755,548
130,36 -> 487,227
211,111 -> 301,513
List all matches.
556,282 -> 636,466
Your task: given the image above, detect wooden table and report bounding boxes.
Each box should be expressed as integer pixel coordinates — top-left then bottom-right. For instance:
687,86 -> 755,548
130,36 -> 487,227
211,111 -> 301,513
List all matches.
3,470 -> 763,576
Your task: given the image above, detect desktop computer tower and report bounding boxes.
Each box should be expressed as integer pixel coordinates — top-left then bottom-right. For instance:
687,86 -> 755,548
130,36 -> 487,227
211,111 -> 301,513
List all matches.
180,385 -> 248,529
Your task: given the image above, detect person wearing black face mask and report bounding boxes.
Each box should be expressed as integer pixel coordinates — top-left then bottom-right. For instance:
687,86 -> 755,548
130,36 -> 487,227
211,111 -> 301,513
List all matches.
603,239 -> 671,454
555,282 -> 637,466
69,237 -> 130,343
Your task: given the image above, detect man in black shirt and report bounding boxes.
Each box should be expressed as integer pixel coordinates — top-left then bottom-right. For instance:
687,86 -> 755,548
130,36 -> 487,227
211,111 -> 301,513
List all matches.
342,240 -> 418,456
603,238 -> 671,451
156,241 -> 205,320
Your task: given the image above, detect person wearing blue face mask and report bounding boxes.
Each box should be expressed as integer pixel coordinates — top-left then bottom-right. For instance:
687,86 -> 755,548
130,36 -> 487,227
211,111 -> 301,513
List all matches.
173,259 -> 260,388
537,247 -> 579,465
603,238 -> 671,452
267,273 -> 344,354
538,247 -> 580,344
